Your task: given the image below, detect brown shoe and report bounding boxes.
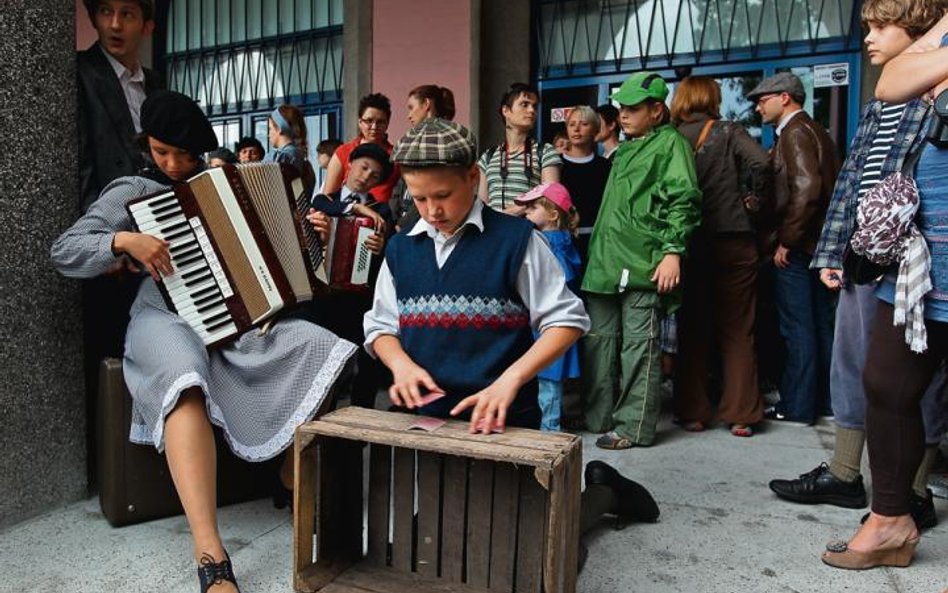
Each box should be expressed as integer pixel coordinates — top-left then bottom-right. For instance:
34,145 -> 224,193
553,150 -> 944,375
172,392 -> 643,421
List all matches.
820,536 -> 919,570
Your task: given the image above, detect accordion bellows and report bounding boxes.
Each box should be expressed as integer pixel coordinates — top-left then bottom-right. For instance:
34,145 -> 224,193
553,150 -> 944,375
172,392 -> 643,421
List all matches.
127,162 -> 325,348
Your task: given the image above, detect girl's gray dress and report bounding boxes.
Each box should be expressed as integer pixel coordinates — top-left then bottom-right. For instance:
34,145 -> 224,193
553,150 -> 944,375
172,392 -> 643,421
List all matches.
51,176 -> 358,461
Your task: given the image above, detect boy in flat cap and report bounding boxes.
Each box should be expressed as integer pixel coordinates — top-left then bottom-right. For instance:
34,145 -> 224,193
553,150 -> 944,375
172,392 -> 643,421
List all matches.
582,72 -> 701,450
364,117 -> 588,431
363,119 -> 661,546
746,72 -> 840,425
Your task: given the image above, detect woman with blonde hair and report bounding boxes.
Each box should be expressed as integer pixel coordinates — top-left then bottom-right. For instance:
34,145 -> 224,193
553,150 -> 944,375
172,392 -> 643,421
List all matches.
669,76 -> 773,438
560,105 -> 611,262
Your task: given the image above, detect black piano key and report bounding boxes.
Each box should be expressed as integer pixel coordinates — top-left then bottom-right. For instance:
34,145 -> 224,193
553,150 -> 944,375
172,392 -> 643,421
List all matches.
174,253 -> 206,270
205,318 -> 233,334
196,298 -> 223,314
203,311 -> 231,327
192,285 -> 219,301
183,271 -> 213,287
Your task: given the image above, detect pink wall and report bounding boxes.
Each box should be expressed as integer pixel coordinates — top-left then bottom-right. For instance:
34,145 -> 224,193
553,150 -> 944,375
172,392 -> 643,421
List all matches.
76,0 -> 98,49
372,0 -> 473,141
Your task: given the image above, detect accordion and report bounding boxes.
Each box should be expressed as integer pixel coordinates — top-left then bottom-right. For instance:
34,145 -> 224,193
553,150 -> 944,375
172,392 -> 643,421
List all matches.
127,162 -> 326,348
323,216 -> 377,293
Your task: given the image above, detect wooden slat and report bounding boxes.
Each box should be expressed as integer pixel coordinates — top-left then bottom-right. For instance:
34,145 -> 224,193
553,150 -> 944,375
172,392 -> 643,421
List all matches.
514,467 -> 546,593
440,455 -> 468,583
300,408 -> 576,456
367,444 -> 392,566
416,452 -> 442,577
391,447 -> 415,572
332,561 -> 495,593
560,445 -> 582,593
299,421 -> 556,468
465,460 -> 493,589
488,463 -> 518,592
542,457 -> 568,593
293,429 -> 319,591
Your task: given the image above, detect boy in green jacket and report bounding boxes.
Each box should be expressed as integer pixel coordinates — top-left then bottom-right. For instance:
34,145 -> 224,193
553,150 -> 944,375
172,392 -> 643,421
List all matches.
583,72 -> 702,449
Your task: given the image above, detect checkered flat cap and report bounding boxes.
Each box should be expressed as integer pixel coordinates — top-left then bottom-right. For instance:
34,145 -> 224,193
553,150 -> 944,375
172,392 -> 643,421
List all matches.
392,118 -> 478,168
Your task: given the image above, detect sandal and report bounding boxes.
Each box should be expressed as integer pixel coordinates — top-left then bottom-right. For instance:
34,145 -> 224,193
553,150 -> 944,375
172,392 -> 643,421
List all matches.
198,552 -> 240,592
595,431 -> 635,450
820,536 -> 918,570
730,424 -> 753,437
674,419 -> 705,432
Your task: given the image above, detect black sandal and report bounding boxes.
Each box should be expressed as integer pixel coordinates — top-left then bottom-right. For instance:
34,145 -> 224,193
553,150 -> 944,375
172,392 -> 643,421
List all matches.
198,552 -> 239,592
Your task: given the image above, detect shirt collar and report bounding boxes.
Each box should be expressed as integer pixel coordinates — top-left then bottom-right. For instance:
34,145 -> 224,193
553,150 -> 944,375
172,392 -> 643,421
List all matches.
99,43 -> 144,82
340,185 -> 365,203
776,109 -> 803,136
408,197 -> 485,239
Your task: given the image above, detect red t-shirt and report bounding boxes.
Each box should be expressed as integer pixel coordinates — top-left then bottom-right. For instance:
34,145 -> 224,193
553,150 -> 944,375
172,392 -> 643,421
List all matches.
334,136 -> 400,204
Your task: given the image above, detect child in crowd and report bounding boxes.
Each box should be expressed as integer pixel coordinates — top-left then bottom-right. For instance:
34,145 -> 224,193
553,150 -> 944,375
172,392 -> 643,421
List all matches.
513,182 -> 582,431
582,72 -> 701,450
552,130 -> 571,154
364,117 -> 660,548
306,143 -> 394,410
316,138 -> 343,171
265,104 -> 316,194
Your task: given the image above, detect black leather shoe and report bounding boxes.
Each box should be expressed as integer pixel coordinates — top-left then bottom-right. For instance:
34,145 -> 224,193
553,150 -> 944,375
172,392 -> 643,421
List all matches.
910,488 -> 938,531
768,463 -> 867,508
584,460 -> 660,523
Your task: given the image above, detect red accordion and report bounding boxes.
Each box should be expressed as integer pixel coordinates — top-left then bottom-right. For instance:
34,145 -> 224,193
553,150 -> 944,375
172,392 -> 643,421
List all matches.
323,216 -> 376,292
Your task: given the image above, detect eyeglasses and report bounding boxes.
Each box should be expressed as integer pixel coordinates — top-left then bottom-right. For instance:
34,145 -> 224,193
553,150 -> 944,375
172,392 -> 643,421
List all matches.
755,94 -> 781,107
360,117 -> 389,128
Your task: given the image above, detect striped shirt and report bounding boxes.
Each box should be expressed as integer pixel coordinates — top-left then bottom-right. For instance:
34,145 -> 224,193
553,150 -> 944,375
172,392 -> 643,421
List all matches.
857,103 -> 906,198
478,142 -> 562,210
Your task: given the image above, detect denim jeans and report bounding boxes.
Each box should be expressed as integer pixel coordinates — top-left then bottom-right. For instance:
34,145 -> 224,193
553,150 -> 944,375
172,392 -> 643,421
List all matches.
773,250 -> 835,423
538,378 -> 562,431
831,284 -> 948,442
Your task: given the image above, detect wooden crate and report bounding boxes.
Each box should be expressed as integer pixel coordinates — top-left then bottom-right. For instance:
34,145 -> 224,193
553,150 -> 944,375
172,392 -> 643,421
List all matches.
293,407 -> 582,593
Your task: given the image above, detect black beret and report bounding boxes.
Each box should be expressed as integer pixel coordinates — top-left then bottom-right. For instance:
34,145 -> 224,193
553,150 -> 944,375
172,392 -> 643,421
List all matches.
141,90 -> 219,156
349,142 -> 393,181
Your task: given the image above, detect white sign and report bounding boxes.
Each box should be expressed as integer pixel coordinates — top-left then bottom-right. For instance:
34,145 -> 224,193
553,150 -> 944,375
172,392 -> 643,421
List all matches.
550,107 -> 573,123
813,63 -> 849,88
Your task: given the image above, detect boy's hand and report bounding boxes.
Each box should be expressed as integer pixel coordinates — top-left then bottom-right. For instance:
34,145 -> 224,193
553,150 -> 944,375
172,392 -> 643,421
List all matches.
352,203 -> 387,233
450,374 -> 520,434
365,232 -> 385,255
388,358 -> 444,409
651,253 -> 681,294
306,208 -> 331,243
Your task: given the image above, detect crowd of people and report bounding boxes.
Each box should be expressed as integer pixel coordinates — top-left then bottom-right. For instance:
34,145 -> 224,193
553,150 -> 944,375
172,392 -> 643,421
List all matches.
65,0 -> 948,591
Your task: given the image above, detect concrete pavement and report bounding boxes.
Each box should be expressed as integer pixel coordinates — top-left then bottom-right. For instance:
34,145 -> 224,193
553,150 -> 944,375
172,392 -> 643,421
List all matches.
1,414 -> 945,593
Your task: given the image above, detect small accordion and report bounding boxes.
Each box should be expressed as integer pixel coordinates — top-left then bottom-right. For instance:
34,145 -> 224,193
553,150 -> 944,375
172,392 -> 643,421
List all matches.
323,216 -> 377,293
127,162 -> 327,348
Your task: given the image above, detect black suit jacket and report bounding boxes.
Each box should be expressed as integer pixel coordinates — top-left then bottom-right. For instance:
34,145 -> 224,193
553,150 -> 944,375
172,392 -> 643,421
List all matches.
77,43 -> 162,211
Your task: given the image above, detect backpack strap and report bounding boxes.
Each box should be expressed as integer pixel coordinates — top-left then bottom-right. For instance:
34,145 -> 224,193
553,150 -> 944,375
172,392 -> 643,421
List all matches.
694,119 -> 715,154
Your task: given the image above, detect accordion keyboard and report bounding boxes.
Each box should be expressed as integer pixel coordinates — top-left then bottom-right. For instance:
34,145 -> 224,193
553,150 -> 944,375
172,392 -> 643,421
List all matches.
129,192 -> 240,345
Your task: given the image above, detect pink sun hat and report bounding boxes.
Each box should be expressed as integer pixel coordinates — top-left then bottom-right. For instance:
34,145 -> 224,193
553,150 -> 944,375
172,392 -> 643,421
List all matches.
514,182 -> 574,213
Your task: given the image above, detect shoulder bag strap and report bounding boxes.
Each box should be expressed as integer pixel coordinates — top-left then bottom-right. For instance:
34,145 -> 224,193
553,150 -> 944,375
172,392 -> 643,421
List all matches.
694,119 -> 716,154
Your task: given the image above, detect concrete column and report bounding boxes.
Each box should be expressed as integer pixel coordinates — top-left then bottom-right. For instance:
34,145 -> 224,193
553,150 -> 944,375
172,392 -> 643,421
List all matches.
476,0 -> 532,151
0,2 -> 87,527
343,0 -> 374,139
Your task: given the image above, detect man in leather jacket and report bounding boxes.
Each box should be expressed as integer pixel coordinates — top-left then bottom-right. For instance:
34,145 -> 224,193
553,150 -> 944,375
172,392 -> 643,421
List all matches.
747,72 -> 841,424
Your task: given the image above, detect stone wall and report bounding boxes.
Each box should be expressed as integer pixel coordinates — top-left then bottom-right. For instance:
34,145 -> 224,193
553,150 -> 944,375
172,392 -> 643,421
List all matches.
0,2 -> 87,528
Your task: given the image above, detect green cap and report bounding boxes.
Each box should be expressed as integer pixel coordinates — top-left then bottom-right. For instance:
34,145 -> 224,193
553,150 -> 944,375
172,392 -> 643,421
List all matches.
610,72 -> 669,107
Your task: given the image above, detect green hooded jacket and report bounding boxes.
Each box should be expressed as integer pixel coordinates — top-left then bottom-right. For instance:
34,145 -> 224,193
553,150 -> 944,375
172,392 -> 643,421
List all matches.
582,124 -> 701,311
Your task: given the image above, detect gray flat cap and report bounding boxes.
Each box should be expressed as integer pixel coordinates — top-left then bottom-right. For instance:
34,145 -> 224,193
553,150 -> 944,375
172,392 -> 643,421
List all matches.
392,118 -> 478,168
746,72 -> 806,102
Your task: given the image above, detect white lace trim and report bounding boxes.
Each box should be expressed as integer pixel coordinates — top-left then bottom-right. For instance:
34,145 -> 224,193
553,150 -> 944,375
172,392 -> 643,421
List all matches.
128,371 -> 209,450
129,340 -> 357,461
218,339 -> 358,460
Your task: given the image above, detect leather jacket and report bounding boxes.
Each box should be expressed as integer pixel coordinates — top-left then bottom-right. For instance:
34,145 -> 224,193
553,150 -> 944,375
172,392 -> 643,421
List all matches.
767,111 -> 840,255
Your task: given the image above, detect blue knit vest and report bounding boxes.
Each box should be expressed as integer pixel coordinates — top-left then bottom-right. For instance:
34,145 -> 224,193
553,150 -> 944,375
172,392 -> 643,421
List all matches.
386,207 -> 539,424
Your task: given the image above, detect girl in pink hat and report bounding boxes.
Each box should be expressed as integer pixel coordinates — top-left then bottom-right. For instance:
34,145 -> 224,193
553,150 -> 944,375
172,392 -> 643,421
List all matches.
515,182 -> 582,430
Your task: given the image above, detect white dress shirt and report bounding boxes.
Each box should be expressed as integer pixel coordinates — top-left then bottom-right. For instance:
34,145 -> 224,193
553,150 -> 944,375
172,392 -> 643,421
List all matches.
363,199 -> 590,356
100,45 -> 146,133
775,109 -> 803,137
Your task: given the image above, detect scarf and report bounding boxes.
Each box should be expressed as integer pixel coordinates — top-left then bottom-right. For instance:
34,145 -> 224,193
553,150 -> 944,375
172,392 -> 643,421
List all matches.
849,171 -> 931,352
